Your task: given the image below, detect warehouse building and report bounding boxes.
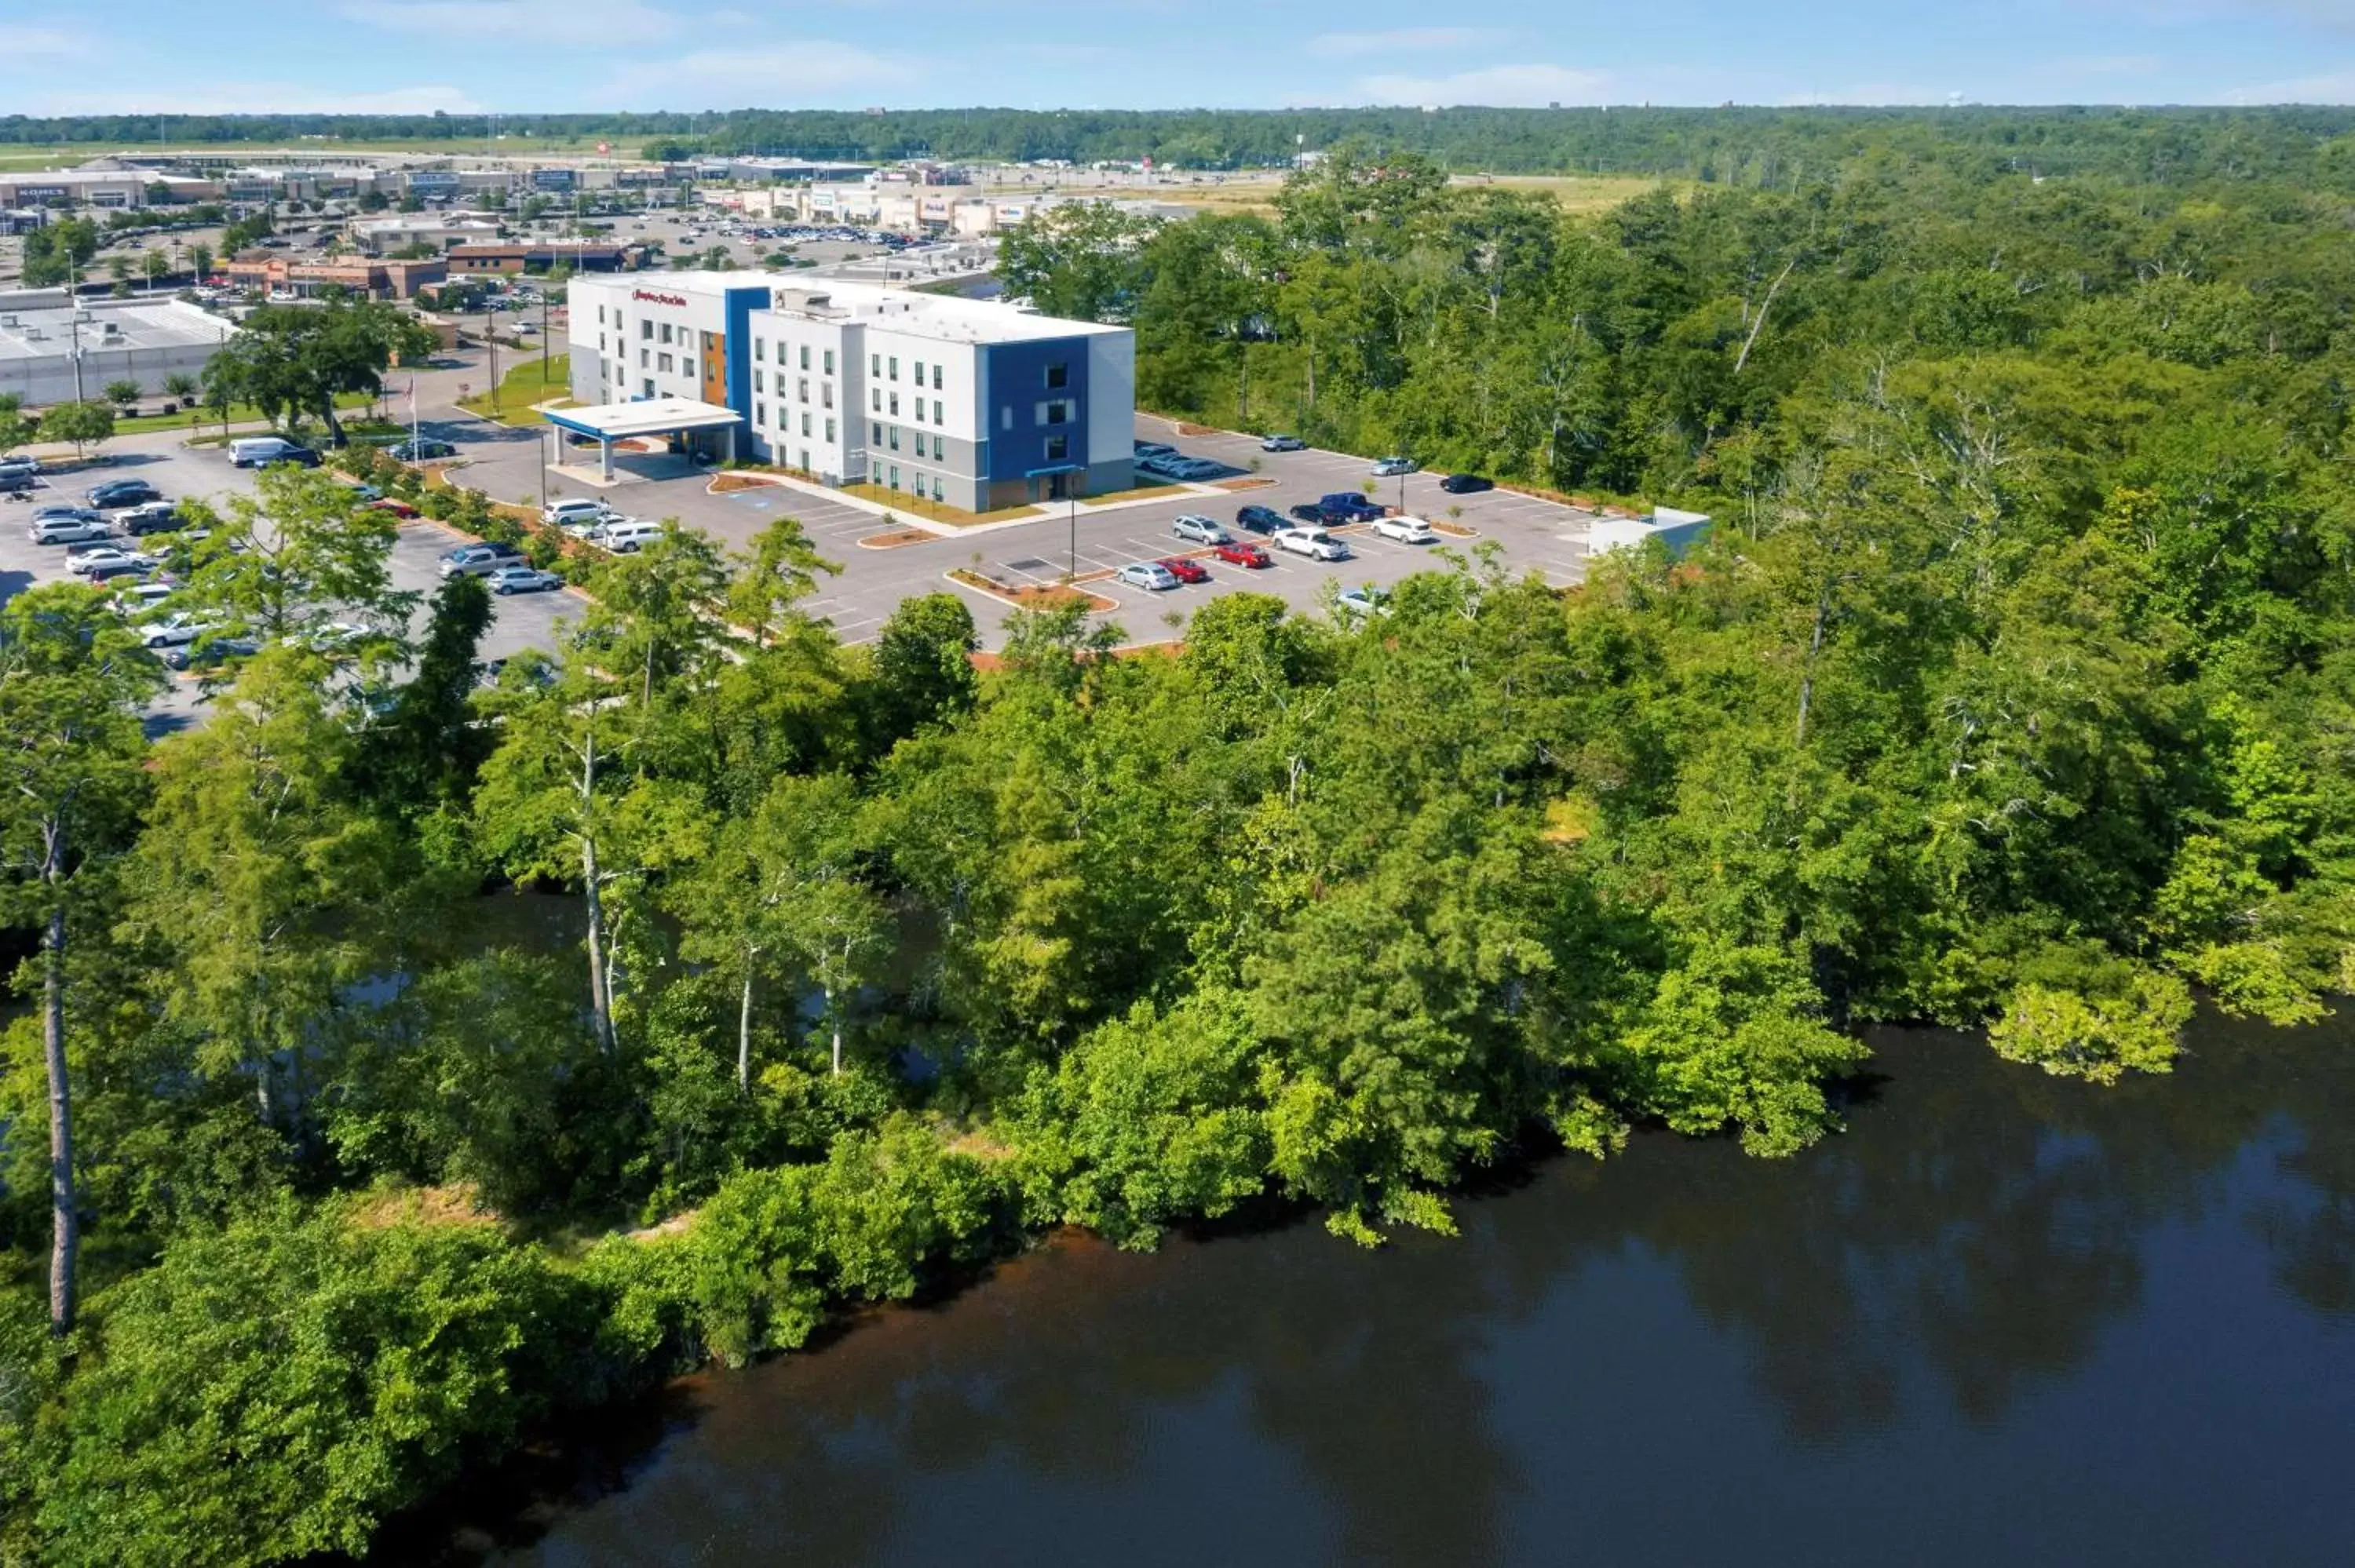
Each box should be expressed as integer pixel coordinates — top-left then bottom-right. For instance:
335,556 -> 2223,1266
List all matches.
564,272 -> 1133,509
0,290 -> 233,408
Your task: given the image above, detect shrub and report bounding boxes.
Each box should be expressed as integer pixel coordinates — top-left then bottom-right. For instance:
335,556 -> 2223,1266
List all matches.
1989,969 -> 2193,1085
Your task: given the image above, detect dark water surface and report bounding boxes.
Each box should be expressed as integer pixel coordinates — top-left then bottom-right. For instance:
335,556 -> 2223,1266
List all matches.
434,1014 -> 2355,1567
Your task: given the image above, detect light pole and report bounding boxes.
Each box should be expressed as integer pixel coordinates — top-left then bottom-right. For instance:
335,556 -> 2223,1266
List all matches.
485,296 -> 499,413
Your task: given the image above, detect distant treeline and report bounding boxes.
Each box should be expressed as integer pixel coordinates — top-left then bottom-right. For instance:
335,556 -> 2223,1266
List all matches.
7,107 -> 2355,184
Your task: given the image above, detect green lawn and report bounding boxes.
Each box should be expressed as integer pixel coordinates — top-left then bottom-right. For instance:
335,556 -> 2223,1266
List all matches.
458,354 -> 571,426
110,389 -> 378,436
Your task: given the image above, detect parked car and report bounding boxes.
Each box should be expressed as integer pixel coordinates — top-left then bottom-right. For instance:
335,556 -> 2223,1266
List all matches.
1439,472 -> 1492,494
1134,454 -> 1181,480
488,564 -> 564,596
68,545 -> 155,576
0,471 -> 38,494
83,558 -> 159,585
1166,458 -> 1224,481
1372,515 -> 1438,545
31,514 -> 110,545
1273,527 -> 1352,562
1172,514 -> 1230,545
363,498 -> 418,519
229,436 -> 303,468
1371,456 -> 1417,478
543,498 -> 614,529
1134,440 -> 1177,461
1115,561 -> 1181,592
1158,556 -> 1210,585
1319,491 -> 1384,521
163,636 -> 260,672
1260,434 -> 1305,452
87,479 -> 162,509
117,501 -> 190,536
1287,502 -> 1327,526
1236,505 -> 1286,534
1212,541 -> 1273,568
594,520 -> 664,553
389,438 -> 458,461
0,455 -> 38,479
113,581 -> 177,614
344,483 -> 383,502
140,614 -> 217,650
33,503 -> 103,524
1337,585 -> 1391,618
438,542 -> 525,578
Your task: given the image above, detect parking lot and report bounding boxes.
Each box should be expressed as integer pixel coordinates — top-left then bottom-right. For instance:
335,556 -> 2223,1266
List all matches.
1,388 -> 1603,733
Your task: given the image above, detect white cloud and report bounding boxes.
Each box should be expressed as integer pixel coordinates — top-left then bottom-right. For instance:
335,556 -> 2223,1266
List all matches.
1308,27 -> 1505,58
1342,63 -> 1609,108
22,84 -> 484,115
342,0 -> 681,42
2214,67 -> 2355,101
0,24 -> 93,57
595,42 -> 911,111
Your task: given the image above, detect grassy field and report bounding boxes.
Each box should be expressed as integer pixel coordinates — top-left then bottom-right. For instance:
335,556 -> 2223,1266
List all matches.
457,353 -> 570,426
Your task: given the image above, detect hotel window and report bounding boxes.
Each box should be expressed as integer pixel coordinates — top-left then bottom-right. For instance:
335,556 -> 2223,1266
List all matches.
888,427 -> 900,451
932,365 -> 943,390
826,418 -> 837,442
912,359 -> 923,383
889,465 -> 900,488
755,402 -> 765,425
659,353 -> 674,373
641,319 -> 652,339
889,394 -> 900,416
799,345 -> 810,370
823,383 -> 834,409
870,352 -> 880,376
798,447 -> 809,470
824,348 -> 834,374
798,377 -> 809,403
754,370 -> 764,392
659,323 -> 673,344
643,377 -> 655,397
933,399 -> 943,423
754,338 -> 765,362
872,421 -> 882,444
597,304 -> 605,323
871,388 -> 881,412
1045,435 -> 1068,461
889,356 -> 899,381
932,476 -> 944,501
1038,399 -> 1072,425
801,411 -> 811,436
1045,362 -> 1068,390
640,348 -> 650,367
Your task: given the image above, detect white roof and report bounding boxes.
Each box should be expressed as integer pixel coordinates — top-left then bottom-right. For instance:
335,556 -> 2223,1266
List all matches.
542,396 -> 740,439
583,270 -> 1118,345
0,296 -> 229,364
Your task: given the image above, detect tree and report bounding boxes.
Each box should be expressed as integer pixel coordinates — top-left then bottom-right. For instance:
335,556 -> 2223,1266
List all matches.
200,297 -> 435,447
168,467 -> 417,650
162,373 -> 199,407
20,219 -> 98,289
188,242 -> 214,281
0,585 -> 163,1333
0,393 -> 31,457
724,514 -> 837,646
862,593 -> 977,754
102,380 -> 143,413
37,401 -> 114,460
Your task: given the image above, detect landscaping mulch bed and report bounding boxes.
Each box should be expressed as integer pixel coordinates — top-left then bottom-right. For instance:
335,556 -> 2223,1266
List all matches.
949,568 -> 1115,614
859,530 -> 933,549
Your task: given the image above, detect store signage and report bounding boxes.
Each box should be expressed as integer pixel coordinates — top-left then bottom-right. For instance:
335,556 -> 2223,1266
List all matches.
632,289 -> 688,307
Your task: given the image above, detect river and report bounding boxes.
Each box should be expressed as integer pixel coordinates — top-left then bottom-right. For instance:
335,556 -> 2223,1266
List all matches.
411,1011 -> 2355,1567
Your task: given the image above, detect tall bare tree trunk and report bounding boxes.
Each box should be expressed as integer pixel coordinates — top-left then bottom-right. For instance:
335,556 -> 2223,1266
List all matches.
827,983 -> 842,1077
1795,585 -> 1831,749
42,827 -> 75,1336
579,730 -> 616,1056
737,967 -> 754,1092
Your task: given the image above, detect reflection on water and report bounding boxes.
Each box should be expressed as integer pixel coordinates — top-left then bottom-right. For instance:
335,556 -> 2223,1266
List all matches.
403,1012 -> 2355,1568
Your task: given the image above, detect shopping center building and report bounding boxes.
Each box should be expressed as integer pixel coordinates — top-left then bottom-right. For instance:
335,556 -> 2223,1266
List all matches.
564,272 -> 1134,509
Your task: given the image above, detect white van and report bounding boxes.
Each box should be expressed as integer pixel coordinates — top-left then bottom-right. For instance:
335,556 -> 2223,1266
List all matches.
543,498 -> 613,530
229,436 -> 298,468
595,519 -> 663,553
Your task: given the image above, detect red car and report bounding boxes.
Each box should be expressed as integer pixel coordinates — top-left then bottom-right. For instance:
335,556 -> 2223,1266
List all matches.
364,498 -> 419,519
1212,542 -> 1272,569
1159,556 -> 1211,585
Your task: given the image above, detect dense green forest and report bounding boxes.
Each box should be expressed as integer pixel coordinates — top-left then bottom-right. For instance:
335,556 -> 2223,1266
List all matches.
5,122 -> 2355,1565
9,105 -> 2355,184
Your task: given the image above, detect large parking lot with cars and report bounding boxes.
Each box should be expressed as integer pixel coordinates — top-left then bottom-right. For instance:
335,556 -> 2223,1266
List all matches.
2,334 -> 1605,733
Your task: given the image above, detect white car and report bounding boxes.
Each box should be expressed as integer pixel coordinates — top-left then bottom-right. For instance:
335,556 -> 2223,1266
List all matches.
114,581 -> 177,614
594,519 -> 663,553
68,545 -> 154,577
140,614 -> 217,649
30,515 -> 110,545
1336,585 -> 1391,618
1116,561 -> 1180,592
543,497 -> 615,529
488,564 -> 564,596
1273,527 -> 1352,563
1171,514 -> 1231,545
1371,515 -> 1438,545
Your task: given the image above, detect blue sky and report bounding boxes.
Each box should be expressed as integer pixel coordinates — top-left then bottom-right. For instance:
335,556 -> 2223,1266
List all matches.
4,1 -> 2353,117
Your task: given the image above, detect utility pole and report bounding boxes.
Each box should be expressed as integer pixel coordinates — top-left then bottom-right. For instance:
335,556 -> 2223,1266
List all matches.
67,257 -> 84,405
486,297 -> 499,413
